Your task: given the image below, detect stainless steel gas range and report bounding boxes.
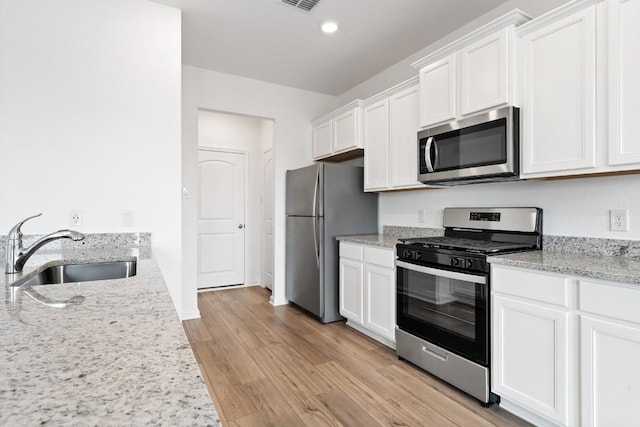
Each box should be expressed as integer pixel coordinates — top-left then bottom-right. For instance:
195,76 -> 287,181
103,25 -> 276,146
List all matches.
395,207 -> 543,405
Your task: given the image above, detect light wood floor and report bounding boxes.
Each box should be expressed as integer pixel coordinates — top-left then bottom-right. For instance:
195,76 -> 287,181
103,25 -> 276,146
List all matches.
183,286 -> 531,427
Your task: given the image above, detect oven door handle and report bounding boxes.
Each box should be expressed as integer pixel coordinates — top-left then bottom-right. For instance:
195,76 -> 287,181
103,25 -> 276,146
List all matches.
396,260 -> 487,285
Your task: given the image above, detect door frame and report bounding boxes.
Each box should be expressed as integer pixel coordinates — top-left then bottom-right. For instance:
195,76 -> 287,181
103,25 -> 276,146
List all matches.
196,146 -> 250,289
262,147 -> 274,289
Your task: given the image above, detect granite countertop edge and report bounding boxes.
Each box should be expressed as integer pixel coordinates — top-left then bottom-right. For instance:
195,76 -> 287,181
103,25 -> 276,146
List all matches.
1,247 -> 220,426
488,250 -> 640,286
336,234 -> 401,249
337,230 -> 640,286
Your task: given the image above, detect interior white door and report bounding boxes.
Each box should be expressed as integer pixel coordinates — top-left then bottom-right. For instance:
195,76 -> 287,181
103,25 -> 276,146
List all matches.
198,149 -> 246,289
262,148 -> 274,290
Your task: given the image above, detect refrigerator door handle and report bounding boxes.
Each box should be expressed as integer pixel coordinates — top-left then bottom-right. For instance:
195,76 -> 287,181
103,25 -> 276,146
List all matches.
312,166 -> 321,268
313,217 -> 320,268
312,167 -> 319,218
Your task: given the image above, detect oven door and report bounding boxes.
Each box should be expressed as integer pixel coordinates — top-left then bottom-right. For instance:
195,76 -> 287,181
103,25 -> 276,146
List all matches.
396,260 -> 488,366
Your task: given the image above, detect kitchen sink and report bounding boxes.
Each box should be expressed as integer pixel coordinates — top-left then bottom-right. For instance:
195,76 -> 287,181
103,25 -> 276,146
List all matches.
17,260 -> 137,287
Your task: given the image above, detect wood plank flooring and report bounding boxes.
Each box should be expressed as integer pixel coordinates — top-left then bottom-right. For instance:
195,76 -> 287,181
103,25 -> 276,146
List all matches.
183,286 -> 531,427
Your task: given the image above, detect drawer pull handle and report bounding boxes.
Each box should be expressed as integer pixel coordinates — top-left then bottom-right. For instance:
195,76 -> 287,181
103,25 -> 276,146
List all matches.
422,346 -> 448,362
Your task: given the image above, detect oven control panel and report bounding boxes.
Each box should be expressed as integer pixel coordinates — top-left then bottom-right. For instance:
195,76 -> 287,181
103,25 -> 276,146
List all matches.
398,246 -> 487,273
451,256 -> 473,269
401,249 -> 422,261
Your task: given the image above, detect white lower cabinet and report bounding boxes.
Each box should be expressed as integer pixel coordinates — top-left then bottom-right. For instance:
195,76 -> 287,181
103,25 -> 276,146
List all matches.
580,315 -> 640,427
492,264 -> 640,427
579,279 -> 640,427
339,242 -> 396,347
363,264 -> 395,341
492,265 -> 573,426
339,257 -> 364,323
492,294 -> 571,426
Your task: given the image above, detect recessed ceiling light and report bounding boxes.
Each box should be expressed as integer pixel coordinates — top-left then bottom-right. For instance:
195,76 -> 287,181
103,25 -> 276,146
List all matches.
320,20 -> 338,34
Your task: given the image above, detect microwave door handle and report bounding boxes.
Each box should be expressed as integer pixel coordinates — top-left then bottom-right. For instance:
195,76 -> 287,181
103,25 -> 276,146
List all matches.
432,138 -> 439,170
425,136 -> 435,172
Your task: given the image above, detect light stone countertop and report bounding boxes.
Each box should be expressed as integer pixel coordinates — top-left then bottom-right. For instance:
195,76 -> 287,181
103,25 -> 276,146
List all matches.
338,228 -> 640,286
488,250 -> 640,285
336,226 -> 445,249
336,234 -> 401,249
1,247 -> 220,426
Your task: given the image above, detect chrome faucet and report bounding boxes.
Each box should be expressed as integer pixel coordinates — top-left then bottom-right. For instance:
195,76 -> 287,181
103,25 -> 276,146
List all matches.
4,213 -> 85,274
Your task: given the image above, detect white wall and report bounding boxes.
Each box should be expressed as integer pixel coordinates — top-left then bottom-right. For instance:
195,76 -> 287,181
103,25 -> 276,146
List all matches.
381,174 -> 640,240
0,0 -> 183,314
182,65 -> 336,313
197,111 -> 271,286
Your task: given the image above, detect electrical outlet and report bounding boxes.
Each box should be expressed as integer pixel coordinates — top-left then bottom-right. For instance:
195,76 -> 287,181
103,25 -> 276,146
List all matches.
418,209 -> 425,223
69,210 -> 82,227
121,210 -> 135,227
610,209 -> 629,232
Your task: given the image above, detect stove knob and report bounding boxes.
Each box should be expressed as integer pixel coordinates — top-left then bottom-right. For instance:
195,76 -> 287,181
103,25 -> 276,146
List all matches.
414,251 -> 422,261
451,257 -> 460,267
465,259 -> 473,269
402,249 -> 409,259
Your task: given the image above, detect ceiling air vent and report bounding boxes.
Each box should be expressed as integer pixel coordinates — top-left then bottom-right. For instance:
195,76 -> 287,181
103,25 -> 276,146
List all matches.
281,0 -> 320,12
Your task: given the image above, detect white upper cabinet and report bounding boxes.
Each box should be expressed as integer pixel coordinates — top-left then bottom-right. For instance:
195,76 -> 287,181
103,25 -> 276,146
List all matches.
333,107 -> 360,153
312,120 -> 332,159
608,0 -> 640,166
389,85 -> 422,188
418,55 -> 457,128
519,5 -> 597,176
311,100 -> 363,160
363,78 -> 425,192
363,98 -> 390,190
412,11 -> 530,129
460,28 -> 510,116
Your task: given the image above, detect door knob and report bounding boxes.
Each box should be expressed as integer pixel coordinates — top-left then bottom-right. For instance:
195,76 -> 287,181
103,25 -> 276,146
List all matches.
238,224 -> 244,229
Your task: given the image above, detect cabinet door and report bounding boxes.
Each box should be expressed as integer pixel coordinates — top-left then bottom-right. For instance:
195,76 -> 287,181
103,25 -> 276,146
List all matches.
520,7 -> 597,175
419,54 -> 457,128
460,28 -> 510,116
312,120 -> 332,159
339,257 -> 364,323
608,0 -> 640,166
333,108 -> 361,153
581,315 -> 640,427
492,295 -> 570,425
363,99 -> 390,191
364,265 -> 395,341
389,85 -> 424,189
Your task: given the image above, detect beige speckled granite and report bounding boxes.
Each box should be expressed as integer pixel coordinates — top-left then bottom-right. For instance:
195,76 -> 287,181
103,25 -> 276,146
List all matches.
543,234 -> 640,257
337,226 -> 445,248
0,232 -> 151,252
336,234 -> 401,248
1,246 -> 220,426
382,226 -> 444,239
489,250 -> 640,285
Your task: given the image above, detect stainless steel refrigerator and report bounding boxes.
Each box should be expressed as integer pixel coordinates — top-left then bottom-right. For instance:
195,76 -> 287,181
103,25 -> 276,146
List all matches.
286,163 -> 378,323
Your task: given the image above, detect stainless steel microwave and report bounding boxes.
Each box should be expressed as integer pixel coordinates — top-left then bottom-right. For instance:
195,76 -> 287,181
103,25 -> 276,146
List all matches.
418,106 -> 519,185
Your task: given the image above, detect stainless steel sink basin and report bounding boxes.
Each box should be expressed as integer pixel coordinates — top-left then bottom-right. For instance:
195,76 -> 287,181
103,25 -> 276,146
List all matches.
18,260 -> 137,287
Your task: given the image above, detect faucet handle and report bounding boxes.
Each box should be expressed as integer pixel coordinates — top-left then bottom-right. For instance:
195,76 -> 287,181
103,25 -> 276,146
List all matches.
7,213 -> 42,240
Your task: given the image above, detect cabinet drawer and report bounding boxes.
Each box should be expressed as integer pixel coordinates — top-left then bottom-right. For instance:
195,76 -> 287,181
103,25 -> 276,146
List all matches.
580,280 -> 640,324
340,242 -> 363,261
492,266 -> 570,307
364,246 -> 395,268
